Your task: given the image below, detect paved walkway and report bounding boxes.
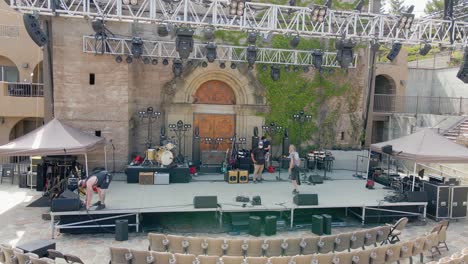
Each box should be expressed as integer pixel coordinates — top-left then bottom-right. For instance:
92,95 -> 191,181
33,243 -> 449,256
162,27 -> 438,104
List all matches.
0,183 -> 467,263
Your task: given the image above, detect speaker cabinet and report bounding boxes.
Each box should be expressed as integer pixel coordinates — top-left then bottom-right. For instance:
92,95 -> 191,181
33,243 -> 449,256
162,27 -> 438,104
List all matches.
282,137 -> 290,156
23,14 -> 48,47
310,175 -> 323,184
382,145 -> 393,154
238,170 -> 249,183
193,196 -> 218,208
249,216 -> 261,237
264,215 -> 277,236
192,136 -> 201,167
115,220 -> 128,241
386,43 -> 402,61
228,170 -> 238,184
322,214 -> 332,235
311,215 -> 324,235
51,190 -> 80,212
293,194 -> 319,205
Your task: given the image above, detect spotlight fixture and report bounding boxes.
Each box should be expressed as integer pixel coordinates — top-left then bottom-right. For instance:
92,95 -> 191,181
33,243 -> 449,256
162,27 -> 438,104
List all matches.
115,55 -> 122,63
335,39 -> 355,69
246,45 -> 257,67
312,50 -> 324,69
289,35 -> 300,48
143,57 -> 150,64
387,42 -> 402,62
202,61 -> 208,68
126,56 -> 133,64
131,37 -> 144,58
229,0 -> 246,16
219,62 -> 226,69
123,0 -> 138,5
289,0 -> 295,6
176,28 -> 194,60
187,60 -> 194,66
230,62 -> 237,69
205,42 -> 217,63
311,5 -> 328,23
303,66 -> 310,73
419,43 -> 432,56
163,58 -> 169,65
151,58 -> 158,65
271,65 -> 280,81
293,66 -> 299,72
371,39 -> 381,51
247,31 -> 257,44
398,5 -> 415,30
354,0 -> 364,11
262,64 -> 267,71
157,24 -> 169,37
172,58 -> 183,77
91,19 -> 105,35
285,65 -> 291,72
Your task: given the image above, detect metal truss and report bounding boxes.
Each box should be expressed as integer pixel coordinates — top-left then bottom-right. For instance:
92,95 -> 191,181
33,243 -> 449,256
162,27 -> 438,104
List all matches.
12,0 -> 468,47
83,35 -> 357,67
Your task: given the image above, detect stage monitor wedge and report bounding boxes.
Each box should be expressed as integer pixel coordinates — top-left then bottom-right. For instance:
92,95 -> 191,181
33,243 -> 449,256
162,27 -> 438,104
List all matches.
193,196 -> 218,208
23,14 -> 48,47
293,194 -> 318,205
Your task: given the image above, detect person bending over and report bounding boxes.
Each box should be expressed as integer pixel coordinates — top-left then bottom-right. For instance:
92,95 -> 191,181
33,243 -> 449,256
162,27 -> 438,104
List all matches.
288,145 -> 301,194
79,169 -> 111,210
251,141 -> 266,183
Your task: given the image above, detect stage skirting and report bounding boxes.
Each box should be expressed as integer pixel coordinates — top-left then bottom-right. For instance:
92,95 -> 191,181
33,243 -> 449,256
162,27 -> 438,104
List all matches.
125,166 -> 191,183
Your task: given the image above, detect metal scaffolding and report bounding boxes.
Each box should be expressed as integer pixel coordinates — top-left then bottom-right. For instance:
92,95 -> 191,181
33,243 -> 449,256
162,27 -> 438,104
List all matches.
11,0 -> 468,47
83,35 -> 358,67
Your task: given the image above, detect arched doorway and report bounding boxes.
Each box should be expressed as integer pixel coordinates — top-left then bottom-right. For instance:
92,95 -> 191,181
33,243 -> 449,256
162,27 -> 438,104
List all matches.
32,61 -> 43,83
375,75 -> 396,95
192,80 -> 236,151
372,75 -> 396,143
0,55 -> 19,82
9,117 -> 43,140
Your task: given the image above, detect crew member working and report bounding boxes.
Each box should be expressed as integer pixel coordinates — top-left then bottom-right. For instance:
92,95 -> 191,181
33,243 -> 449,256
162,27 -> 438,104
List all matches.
79,169 -> 111,210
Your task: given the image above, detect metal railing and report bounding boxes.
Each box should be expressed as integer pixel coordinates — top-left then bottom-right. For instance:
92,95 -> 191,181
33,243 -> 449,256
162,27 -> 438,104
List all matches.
4,82 -> 44,97
373,94 -> 468,116
417,163 -> 468,185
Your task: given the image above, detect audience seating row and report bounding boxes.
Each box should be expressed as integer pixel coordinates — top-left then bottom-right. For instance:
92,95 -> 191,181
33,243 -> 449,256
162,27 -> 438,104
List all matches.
148,226 -> 393,257
434,248 -> 468,264
0,244 -> 84,264
112,232 -> 440,264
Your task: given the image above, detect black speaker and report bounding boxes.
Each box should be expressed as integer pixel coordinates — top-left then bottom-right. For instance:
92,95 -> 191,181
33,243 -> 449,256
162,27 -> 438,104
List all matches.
249,216 -> 261,237
293,194 -> 318,205
51,190 -> 80,212
36,164 -> 45,192
193,196 -> 218,208
192,136 -> 201,167
407,191 -> 428,202
386,42 -> 402,61
253,126 -> 259,137
115,219 -> 128,241
264,216 -> 277,236
322,214 -> 332,235
310,175 -> 323,184
382,145 -> 393,154
23,14 -> 48,47
457,48 -> 468,83
252,136 -> 259,150
311,215 -> 323,235
252,196 -> 261,206
282,136 -> 290,156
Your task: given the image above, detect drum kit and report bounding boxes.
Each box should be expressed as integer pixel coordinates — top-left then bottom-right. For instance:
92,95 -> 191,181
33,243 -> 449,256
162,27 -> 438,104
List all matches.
144,142 -> 176,166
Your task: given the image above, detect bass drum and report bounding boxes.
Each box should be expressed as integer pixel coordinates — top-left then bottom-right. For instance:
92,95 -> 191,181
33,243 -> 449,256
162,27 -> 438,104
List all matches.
156,149 -> 174,166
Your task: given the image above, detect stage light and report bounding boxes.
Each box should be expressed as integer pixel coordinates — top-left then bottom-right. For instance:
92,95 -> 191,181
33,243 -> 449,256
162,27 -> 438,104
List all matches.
163,58 -> 169,65
169,124 -> 176,129
303,66 -> 310,72
324,0 -> 332,8
335,39 -> 355,69
371,39 -> 381,51
229,0 -> 246,16
387,42 -> 402,61
262,64 -> 267,71
157,24 -> 169,37
271,65 -> 280,81
206,42 -> 217,63
123,0 -> 138,5
247,45 -> 257,67
176,28 -> 194,60
151,58 -> 158,65
115,55 -> 122,63
187,60 -> 194,66
285,65 -> 291,72
419,43 -> 432,56
398,6 -> 415,30
311,5 -> 328,23
91,19 -> 105,34
143,57 -> 150,64
289,35 -> 300,48
126,56 -> 133,64
312,50 -> 323,69
219,62 -> 226,69
293,66 -> 299,72
289,0 -> 295,6
247,31 -> 257,44
230,62 -> 237,69
131,37 -> 144,58
172,59 -> 183,77
354,0 -> 364,11
202,61 -> 208,68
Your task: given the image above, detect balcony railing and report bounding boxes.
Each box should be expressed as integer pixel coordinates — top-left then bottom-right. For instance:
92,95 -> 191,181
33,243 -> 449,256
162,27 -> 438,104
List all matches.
5,82 -> 44,97
374,94 -> 468,116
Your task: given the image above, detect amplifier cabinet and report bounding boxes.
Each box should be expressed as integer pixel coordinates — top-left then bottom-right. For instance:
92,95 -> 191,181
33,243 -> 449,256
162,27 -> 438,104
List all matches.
423,182 -> 450,220
450,186 -> 468,218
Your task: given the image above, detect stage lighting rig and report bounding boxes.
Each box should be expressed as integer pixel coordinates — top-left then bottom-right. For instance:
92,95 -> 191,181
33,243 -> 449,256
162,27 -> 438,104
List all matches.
169,120 -> 192,163
271,65 -> 280,81
126,56 -> 133,64
229,0 -> 246,16
247,31 -> 257,44
157,24 -> 169,37
151,58 -> 158,65
206,42 -> 217,63
138,106 -> 161,148
131,37 -> 143,58
419,42 -> 432,56
292,111 -> 312,154
219,62 -> 226,69
230,62 -> 237,69
310,5 -> 328,23
172,59 -> 183,77
176,28 -> 194,60
398,5 -> 415,30
122,0 -> 138,5
335,39 -> 355,69
163,58 -> 169,65
143,57 -> 150,64
115,55 -> 122,63
312,50 -> 323,69
262,122 -> 282,136
247,45 -> 257,68
289,35 -> 300,48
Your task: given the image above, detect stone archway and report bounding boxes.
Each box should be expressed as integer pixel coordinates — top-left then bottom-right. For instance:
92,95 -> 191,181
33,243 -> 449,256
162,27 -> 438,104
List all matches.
375,74 -> 396,95
0,55 -> 19,82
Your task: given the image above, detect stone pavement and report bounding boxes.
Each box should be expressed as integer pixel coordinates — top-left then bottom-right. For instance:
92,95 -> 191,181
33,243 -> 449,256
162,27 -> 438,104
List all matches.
0,183 -> 467,263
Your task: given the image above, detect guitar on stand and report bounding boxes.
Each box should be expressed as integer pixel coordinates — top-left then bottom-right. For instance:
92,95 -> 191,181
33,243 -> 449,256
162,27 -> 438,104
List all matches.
228,133 -> 237,168
221,148 -> 230,173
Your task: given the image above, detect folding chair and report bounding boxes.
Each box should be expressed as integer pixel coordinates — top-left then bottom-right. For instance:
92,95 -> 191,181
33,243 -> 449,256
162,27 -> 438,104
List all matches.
385,217 -> 408,244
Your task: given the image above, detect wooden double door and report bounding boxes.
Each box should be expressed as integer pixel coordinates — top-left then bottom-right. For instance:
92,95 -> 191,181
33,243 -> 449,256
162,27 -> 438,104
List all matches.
193,114 -> 235,152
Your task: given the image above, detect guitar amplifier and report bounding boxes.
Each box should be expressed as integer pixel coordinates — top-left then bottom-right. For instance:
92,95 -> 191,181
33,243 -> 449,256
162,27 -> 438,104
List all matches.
139,172 -> 154,185
238,170 -> 249,183
228,170 -> 238,184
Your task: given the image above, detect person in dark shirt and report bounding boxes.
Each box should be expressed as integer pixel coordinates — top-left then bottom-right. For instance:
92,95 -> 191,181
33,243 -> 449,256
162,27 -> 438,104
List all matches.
79,169 -> 111,210
261,136 -> 271,167
251,141 -> 265,183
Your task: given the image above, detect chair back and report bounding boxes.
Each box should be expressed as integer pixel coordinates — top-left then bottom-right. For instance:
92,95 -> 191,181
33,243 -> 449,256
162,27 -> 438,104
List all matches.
283,238 -> 301,256
198,255 -> 220,264
246,239 -> 263,257
334,233 -> 351,252
206,238 -> 224,257
131,249 -> 154,264
392,217 -> 408,231
269,256 -> 291,264
363,229 -> 377,247
0,244 -> 16,264
64,254 -> 85,264
150,251 -> 173,264
225,239 -> 243,256
317,236 -> 335,254
300,237 -> 319,255
438,225 -> 448,243
109,247 -> 132,264
220,256 -> 244,264
174,253 -> 196,264
187,237 -> 205,256
332,251 -> 353,264
375,226 -> 391,244
310,253 -> 334,264
245,257 -> 268,264
166,235 -> 186,254
350,231 -> 365,250
148,233 -> 167,252
399,240 -> 414,258
263,239 -> 282,258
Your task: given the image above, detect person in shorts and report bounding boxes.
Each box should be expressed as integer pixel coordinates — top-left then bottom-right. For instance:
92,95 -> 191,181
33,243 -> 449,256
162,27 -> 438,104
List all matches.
78,169 -> 111,210
288,144 -> 301,194
251,141 -> 266,183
